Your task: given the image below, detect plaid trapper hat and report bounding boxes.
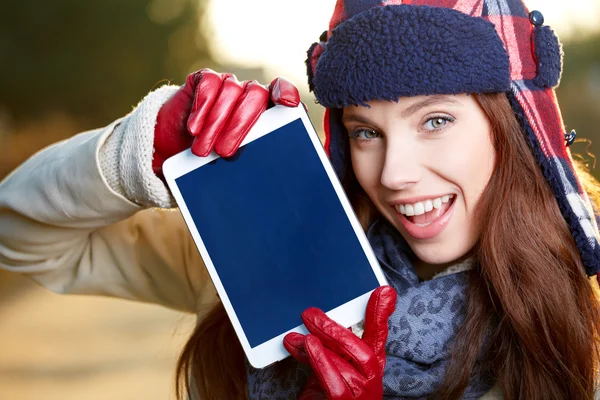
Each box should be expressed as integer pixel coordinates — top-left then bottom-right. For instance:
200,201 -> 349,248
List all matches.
306,0 -> 600,276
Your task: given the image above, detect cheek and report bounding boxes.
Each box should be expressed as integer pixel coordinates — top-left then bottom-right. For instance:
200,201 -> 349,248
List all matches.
460,134 -> 495,207
431,129 -> 495,208
349,144 -> 385,195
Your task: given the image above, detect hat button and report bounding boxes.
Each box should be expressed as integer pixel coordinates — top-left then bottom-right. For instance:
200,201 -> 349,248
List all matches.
565,129 -> 577,146
529,10 -> 545,26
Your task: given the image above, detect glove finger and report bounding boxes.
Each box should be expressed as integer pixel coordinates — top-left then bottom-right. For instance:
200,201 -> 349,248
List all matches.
214,80 -> 269,157
305,344 -> 367,399
362,286 -> 397,376
269,77 -> 300,107
305,334 -> 353,400
190,73 -> 245,157
326,347 -> 369,398
302,308 -> 378,380
187,69 -> 225,137
283,332 -> 310,365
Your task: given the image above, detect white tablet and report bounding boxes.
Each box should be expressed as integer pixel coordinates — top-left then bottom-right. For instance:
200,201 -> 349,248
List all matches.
163,105 -> 388,368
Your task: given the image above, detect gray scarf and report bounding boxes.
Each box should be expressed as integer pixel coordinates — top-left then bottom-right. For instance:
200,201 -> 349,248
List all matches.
246,219 -> 494,399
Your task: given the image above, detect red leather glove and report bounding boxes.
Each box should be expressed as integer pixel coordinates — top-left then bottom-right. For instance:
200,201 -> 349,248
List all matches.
152,68 -> 300,178
284,286 -> 397,400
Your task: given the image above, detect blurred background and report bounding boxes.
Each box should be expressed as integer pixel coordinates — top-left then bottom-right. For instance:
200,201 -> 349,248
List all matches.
0,0 -> 599,399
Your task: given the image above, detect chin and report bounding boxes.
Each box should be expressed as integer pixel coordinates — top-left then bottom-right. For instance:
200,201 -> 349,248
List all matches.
407,240 -> 474,267
381,209 -> 477,267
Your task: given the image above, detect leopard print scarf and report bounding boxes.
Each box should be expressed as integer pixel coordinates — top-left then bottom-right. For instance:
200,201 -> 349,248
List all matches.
246,219 -> 494,399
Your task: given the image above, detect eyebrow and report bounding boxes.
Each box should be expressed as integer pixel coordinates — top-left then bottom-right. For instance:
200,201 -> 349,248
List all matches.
341,113 -> 380,128
400,95 -> 461,118
342,95 -> 461,126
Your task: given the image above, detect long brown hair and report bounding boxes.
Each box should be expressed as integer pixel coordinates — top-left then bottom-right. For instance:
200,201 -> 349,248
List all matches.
437,93 -> 600,399
176,93 -> 600,400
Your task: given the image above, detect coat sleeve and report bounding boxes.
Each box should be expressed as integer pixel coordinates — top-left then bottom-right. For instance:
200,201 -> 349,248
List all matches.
0,92 -> 217,314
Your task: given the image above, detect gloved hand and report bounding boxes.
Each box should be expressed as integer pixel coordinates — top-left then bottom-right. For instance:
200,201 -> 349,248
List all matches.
152,68 -> 300,178
284,286 -> 397,400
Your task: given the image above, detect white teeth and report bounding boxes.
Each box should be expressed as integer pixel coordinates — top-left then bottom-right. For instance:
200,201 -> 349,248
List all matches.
413,202 -> 425,216
396,195 -> 454,216
424,200 -> 433,212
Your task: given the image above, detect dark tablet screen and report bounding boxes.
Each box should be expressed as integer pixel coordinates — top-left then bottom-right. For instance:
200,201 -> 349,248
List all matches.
176,118 -> 380,348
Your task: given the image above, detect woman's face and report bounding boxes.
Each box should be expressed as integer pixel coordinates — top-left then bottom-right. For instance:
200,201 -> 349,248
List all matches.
343,94 -> 496,270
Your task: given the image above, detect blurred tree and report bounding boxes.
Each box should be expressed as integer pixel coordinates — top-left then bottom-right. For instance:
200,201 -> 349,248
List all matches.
0,0 -> 213,128
557,31 -> 600,178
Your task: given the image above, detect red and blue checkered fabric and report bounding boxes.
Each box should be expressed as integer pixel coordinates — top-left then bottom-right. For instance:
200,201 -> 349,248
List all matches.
309,0 -> 600,275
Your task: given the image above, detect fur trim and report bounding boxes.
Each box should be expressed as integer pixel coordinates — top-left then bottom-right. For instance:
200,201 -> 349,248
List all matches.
533,26 -> 563,88
327,108 -> 349,180
306,40 -> 325,92
313,5 -> 511,108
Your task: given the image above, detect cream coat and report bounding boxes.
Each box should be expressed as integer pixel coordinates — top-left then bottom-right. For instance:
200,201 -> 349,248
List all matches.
0,119 -> 217,314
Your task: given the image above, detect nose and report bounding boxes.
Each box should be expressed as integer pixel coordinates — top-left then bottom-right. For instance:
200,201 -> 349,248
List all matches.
380,139 -> 421,190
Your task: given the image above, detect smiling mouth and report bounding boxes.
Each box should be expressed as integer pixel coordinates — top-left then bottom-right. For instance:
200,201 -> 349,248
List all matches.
395,195 -> 455,227
394,195 -> 456,240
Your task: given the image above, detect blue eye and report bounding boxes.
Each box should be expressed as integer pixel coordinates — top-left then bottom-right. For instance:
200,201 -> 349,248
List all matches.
349,128 -> 381,140
424,116 -> 454,131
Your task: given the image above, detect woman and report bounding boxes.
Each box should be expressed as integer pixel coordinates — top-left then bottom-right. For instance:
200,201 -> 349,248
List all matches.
1,0 -> 600,399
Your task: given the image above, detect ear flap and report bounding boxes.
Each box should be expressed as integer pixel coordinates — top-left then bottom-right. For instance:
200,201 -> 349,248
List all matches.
533,25 -> 563,88
325,108 -> 351,181
306,31 -> 327,92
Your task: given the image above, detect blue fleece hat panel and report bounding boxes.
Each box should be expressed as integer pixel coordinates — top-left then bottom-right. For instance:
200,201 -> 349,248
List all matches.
313,5 -> 511,108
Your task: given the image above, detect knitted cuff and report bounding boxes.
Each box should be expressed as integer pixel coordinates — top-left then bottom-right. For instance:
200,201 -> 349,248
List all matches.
99,85 -> 180,208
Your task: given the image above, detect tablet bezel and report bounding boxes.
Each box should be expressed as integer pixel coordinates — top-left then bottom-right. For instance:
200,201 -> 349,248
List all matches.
163,105 -> 388,368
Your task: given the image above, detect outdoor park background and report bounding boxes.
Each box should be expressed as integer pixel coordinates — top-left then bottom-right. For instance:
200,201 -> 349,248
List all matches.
0,0 -> 599,399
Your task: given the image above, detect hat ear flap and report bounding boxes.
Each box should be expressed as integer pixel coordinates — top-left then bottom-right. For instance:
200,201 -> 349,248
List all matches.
326,108 -> 350,181
306,31 -> 327,92
533,25 -> 563,88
